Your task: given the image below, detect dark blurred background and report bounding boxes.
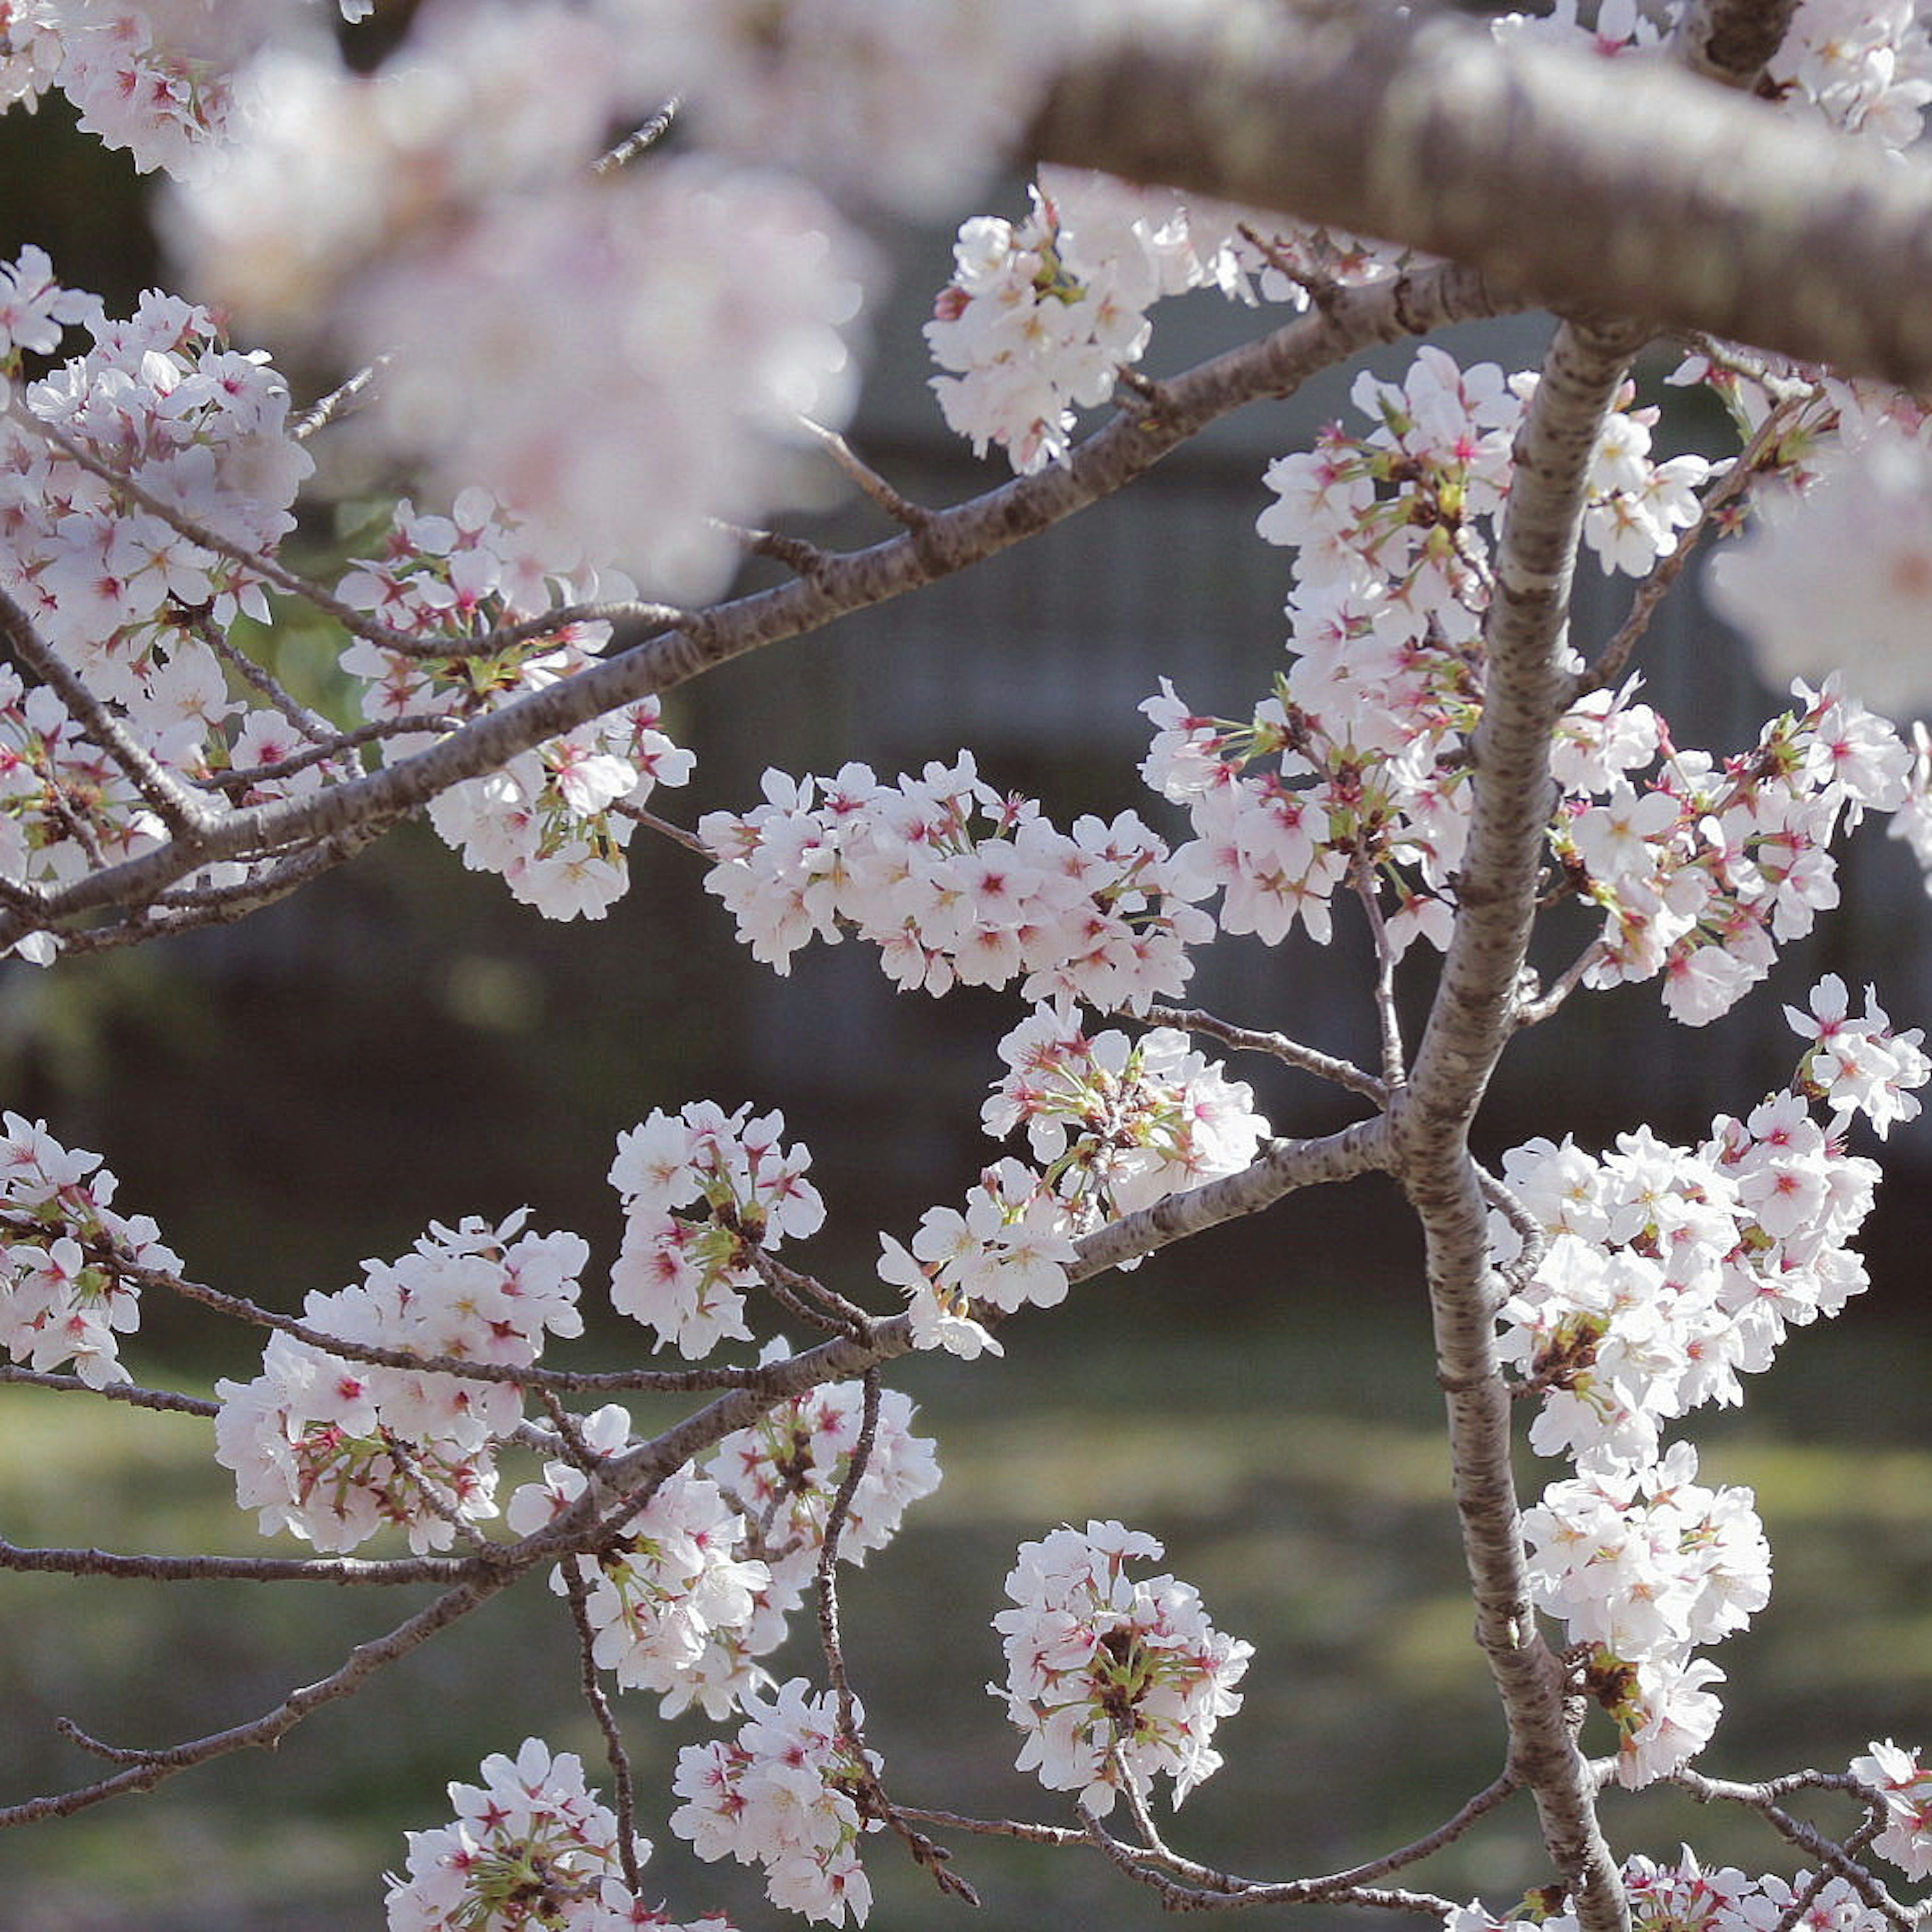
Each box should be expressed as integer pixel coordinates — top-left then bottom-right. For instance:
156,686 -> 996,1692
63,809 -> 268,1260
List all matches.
2,37 -> 1930,1932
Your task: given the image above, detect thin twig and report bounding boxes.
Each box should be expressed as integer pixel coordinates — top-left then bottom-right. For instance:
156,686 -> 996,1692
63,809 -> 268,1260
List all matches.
0,1366 -> 217,1417
1355,864 -> 1408,1089
796,419 -> 936,530
559,1560 -> 645,1895
594,97 -> 680,175
0,1576 -> 509,1827
291,358 -> 388,440
610,799 -> 709,855
1514,941 -> 1605,1029
1571,385 -> 1818,699
1138,1004 -> 1389,1103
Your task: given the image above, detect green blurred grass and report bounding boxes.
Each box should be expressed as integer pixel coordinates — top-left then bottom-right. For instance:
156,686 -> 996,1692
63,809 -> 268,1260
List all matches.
1,1289 -> 1928,1932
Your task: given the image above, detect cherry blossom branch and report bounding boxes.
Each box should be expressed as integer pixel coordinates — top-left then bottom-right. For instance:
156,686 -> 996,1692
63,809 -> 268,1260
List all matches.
97,1250 -> 761,1395
903,1765 -> 1519,1904
1074,1807 -> 1464,1918
1672,1768 -> 1914,1925
0,260 -> 1515,956
0,1536 -> 473,1586
1356,865 -> 1409,1088
0,1574 -> 510,1827
291,357 -> 387,440
1139,1005 -> 1389,1102
594,95 -> 680,176
0,1366 -> 217,1416
817,1368 -> 879,1735
614,800 -> 710,855
1514,941 -> 1607,1029
0,585 -> 220,840
796,418 -> 937,531
188,607 -> 346,748
1036,1 -> 1932,390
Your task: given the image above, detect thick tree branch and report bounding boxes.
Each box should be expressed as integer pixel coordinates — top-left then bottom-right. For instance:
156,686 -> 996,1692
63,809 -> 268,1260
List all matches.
1035,2 -> 1932,390
1389,317 -> 1649,1932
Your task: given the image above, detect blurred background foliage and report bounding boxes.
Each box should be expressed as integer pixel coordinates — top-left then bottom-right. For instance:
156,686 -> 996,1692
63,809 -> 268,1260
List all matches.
2,53 -> 1930,1932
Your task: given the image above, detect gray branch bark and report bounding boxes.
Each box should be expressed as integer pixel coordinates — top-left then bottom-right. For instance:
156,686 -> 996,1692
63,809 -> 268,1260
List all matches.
1035,1 -> 1932,389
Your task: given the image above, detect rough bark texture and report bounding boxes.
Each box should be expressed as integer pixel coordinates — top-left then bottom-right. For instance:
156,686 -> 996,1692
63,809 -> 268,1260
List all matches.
1035,2 -> 1932,389
1391,320 -> 1652,1932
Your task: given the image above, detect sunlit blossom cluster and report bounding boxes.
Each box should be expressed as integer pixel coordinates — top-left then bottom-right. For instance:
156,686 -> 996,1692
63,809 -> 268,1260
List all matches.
508,1378 -> 941,1725
926,166 -> 1305,472
1522,1445 -> 1767,1785
384,1737 -> 722,1932
1448,1851 -> 1896,1932
700,754 -> 1213,1010
606,1102 -> 824,1359
214,1211 -> 587,1552
1495,997 -> 1927,1783
671,1678 -> 881,1926
875,1156 -> 1081,1358
337,490 -> 694,919
992,1519 -> 1252,1816
0,1110 -> 178,1386
1141,350 -> 1709,971
0,267 -> 321,936
879,1007 -> 1269,1356
708,1362 -> 941,1577
0,2 -> 370,178
1558,679 -> 1911,1024
550,1466 -> 774,1720
1850,1740 -> 1932,1879
983,1000 -> 1269,1223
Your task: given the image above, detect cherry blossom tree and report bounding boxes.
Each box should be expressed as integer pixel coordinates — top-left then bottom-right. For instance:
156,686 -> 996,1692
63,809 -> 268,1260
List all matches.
5,2 -> 1932,1930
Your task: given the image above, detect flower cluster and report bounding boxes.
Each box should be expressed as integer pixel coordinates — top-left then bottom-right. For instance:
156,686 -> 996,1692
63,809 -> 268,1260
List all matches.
1494,1000 -> 1926,1783
1144,350 -> 1710,969
1450,1852 -> 1895,1932
607,1103 -> 824,1359
926,166 -> 1296,472
0,1111 -> 178,1386
3,2 -> 369,180
1766,0 -> 1932,147
550,1467 -> 773,1720
672,1369 -> 942,1714
707,1365 -> 942,1579
983,1001 -> 1270,1224
700,755 -> 1212,1010
0,269 -> 322,942
215,1212 -> 587,1552
671,1679 -> 881,1926
385,1737 -> 715,1932
1522,1444 -> 1768,1780
875,1157 -> 1080,1359
1850,1739 -> 1932,1879
882,1008 -> 1265,1356
173,5 -> 870,600
1556,679 -> 1911,1024
992,1519 -> 1252,1816
338,491 -> 693,920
